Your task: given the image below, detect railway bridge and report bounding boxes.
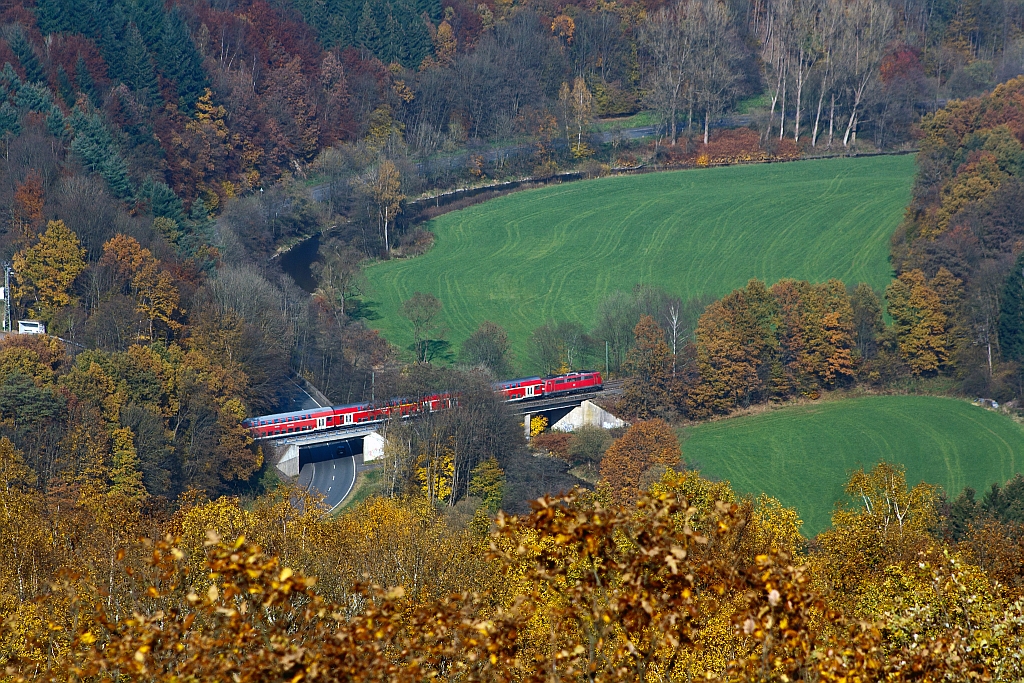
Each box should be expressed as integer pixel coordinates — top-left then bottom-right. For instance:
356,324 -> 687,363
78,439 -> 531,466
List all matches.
262,382 -> 623,510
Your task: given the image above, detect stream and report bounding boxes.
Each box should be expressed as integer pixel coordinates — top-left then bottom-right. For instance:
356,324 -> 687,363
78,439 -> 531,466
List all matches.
280,233 -> 321,293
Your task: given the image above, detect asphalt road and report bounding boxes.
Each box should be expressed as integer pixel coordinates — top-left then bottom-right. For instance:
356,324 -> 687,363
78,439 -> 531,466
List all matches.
298,457 -> 356,510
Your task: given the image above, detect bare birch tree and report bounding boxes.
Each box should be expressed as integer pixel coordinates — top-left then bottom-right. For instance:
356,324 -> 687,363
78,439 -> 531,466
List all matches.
356,159 -> 404,256
691,0 -> 738,144
641,2 -> 694,145
756,0 -> 793,140
838,0 -> 894,147
810,0 -> 843,147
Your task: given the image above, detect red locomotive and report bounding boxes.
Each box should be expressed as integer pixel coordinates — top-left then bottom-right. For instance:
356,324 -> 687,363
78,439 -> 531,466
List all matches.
494,371 -> 603,401
244,371 -> 602,439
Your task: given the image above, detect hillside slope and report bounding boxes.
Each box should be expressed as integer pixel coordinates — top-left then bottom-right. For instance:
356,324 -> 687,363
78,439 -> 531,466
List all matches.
366,155 -> 916,367
680,395 -> 1024,535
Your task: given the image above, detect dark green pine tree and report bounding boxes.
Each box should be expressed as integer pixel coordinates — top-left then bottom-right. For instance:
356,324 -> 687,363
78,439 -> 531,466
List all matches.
413,0 -> 441,24
8,28 -> 45,84
34,0 -> 72,34
100,8 -> 130,84
156,8 -> 208,112
326,12 -> 353,48
381,8 -> 403,64
68,107 -> 133,199
0,102 -> 19,136
132,0 -> 165,47
355,0 -> 382,56
1000,252 -> 1024,363
291,0 -> 330,44
141,177 -> 185,223
398,0 -> 433,67
0,62 -> 21,100
71,0 -> 103,37
113,86 -> 164,160
122,23 -> 160,107
57,66 -> 75,107
75,55 -> 101,107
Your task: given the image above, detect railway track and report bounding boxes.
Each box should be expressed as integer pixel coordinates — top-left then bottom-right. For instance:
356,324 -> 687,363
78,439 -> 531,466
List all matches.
598,379 -> 624,396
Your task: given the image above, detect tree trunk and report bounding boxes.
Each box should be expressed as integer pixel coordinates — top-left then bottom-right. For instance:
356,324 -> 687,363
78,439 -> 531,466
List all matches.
811,67 -> 828,147
704,109 -> 710,145
779,62 -> 787,140
843,80 -> 868,147
828,92 -> 835,148
671,97 -> 678,145
794,49 -> 804,142
766,66 -> 783,141
843,105 -> 857,147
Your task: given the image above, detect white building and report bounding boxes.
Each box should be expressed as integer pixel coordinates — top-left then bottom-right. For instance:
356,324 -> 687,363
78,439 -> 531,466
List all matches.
18,320 -> 45,335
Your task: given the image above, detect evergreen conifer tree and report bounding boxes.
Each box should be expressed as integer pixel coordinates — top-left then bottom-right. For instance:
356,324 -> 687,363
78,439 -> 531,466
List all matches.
141,178 -> 185,223
71,0 -> 101,37
1000,252 -> 1024,362
34,0 -> 72,34
46,105 -> 66,139
122,23 -> 160,106
69,108 -> 133,199
326,12 -> 353,47
356,1 -> 382,55
0,102 -> 19,136
100,11 -> 130,84
382,9 -> 403,64
8,28 -> 45,84
156,8 -> 208,112
15,82 -> 55,114
0,62 -> 20,94
75,55 -> 101,107
132,0 -> 164,47
57,66 -> 75,107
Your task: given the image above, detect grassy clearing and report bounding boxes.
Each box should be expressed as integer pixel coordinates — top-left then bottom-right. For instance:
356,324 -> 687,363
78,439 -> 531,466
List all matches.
366,155 -> 915,369
334,467 -> 382,514
595,110 -> 661,131
679,395 -> 1024,536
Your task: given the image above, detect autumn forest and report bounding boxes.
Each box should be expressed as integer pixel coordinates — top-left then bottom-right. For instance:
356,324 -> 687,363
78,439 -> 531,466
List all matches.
1,0 -> 1024,678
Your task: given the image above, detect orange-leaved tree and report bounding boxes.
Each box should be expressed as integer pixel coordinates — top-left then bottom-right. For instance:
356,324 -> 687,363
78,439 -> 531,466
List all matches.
599,418 -> 681,505
101,234 -> 182,340
621,314 -> 674,419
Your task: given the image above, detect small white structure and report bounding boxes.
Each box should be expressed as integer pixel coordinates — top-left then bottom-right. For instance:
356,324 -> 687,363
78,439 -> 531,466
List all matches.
363,432 -> 387,461
551,400 -> 626,432
18,320 -> 45,335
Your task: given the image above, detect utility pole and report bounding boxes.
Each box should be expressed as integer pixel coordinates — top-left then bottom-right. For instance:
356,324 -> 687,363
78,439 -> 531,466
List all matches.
605,341 -> 609,376
1,262 -> 11,333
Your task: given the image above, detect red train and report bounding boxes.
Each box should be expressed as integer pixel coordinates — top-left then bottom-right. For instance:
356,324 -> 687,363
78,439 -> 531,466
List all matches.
494,370 -> 603,401
244,371 -> 602,439
242,394 -> 456,438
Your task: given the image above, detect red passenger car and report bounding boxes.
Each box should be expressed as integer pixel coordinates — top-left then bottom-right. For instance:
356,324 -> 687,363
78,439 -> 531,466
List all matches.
242,393 -> 456,438
495,377 -> 545,401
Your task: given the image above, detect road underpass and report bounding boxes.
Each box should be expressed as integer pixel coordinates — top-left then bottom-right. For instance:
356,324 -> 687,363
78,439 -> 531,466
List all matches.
263,382 -> 623,508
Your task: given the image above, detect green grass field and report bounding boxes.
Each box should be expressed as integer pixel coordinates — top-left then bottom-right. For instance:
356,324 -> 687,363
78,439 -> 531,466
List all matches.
679,395 -> 1024,536
366,155 -> 916,370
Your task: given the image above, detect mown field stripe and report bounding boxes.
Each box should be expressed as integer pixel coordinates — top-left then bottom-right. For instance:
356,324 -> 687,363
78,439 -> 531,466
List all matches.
680,395 -> 1024,536
366,155 -> 916,370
